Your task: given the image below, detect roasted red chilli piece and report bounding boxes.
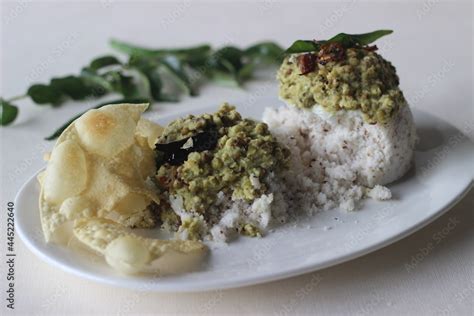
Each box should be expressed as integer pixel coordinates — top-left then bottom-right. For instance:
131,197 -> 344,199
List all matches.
297,53 -> 317,75
317,42 -> 345,65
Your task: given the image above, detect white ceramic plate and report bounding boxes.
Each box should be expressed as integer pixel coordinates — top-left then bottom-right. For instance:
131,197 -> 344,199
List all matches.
15,97 -> 473,292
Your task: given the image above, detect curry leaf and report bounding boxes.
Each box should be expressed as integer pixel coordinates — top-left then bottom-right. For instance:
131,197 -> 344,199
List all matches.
140,68 -> 163,101
79,71 -> 112,97
140,69 -> 180,102
211,46 -> 243,71
244,42 -> 284,63
89,55 -> 122,71
81,67 -> 113,97
110,39 -> 211,61
28,75 -> 108,105
0,99 -> 19,126
128,56 -> 166,101
50,76 -> 91,100
327,30 -> 393,47
160,56 -> 196,96
102,70 -> 146,98
119,74 -> 139,98
208,46 -> 246,85
285,40 -> 320,54
285,30 -> 393,54
27,84 -> 63,105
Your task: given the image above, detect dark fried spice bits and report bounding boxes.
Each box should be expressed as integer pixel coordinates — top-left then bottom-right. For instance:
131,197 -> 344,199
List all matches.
317,42 -> 345,65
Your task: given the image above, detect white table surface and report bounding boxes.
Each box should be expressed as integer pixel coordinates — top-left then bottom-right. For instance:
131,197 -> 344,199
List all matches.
1,1 -> 473,315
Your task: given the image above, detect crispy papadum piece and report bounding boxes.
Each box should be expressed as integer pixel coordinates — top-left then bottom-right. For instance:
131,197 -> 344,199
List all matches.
39,104 -> 160,242
136,118 -> 165,148
74,218 -> 207,275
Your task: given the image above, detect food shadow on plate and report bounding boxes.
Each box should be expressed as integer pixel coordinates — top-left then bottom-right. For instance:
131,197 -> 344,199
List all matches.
412,108 -> 471,153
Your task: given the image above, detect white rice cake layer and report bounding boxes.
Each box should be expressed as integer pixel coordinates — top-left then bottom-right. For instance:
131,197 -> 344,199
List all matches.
263,104 -> 417,187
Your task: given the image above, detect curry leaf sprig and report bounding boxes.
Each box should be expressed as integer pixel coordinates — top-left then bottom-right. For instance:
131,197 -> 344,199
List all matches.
285,29 -> 393,54
0,39 -> 284,137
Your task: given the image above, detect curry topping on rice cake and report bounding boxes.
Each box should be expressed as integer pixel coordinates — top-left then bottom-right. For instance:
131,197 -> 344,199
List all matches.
154,104 -> 290,242
278,31 -> 407,124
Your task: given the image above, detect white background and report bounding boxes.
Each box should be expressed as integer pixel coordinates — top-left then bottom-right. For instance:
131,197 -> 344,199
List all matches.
1,0 -> 473,315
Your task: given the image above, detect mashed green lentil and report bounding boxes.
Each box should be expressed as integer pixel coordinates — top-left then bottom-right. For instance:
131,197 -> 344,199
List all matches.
278,48 -> 407,123
155,104 -> 289,215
